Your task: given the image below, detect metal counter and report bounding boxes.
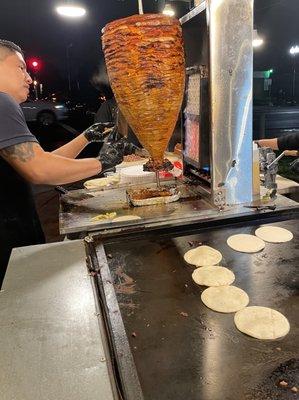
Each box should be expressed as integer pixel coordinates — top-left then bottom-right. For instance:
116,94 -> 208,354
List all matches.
0,240 -> 116,400
90,219 -> 299,400
59,180 -> 299,236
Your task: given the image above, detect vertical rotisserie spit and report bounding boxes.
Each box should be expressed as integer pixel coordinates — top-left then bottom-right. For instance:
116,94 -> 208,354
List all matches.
102,14 -> 185,174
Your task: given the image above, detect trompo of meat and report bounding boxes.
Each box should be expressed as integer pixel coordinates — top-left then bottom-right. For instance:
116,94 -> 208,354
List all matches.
102,14 -> 185,167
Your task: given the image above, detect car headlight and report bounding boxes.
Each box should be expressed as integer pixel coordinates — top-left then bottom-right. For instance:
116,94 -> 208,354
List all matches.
55,105 -> 64,109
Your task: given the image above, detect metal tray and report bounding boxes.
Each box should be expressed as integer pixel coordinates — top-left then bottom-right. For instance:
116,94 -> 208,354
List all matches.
126,187 -> 180,207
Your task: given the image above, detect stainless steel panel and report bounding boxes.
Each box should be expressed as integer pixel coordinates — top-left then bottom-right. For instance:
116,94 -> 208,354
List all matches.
59,182 -> 299,235
0,241 -> 115,400
209,0 -> 253,204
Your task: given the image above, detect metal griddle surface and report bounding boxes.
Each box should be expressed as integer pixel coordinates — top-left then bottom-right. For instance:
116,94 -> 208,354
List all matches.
59,182 -> 212,234
102,219 -> 299,400
59,181 -> 298,235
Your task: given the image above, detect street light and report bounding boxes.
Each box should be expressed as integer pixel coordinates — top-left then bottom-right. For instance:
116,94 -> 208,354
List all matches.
289,45 -> 299,104
55,3 -> 87,95
163,3 -> 175,16
290,45 -> 299,56
56,5 -> 86,18
33,80 -> 39,100
253,29 -> 264,48
27,58 -> 42,99
28,58 -> 42,72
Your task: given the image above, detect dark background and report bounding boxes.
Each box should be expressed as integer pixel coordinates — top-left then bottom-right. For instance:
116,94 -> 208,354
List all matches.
0,0 -> 298,103
1,0 -> 297,242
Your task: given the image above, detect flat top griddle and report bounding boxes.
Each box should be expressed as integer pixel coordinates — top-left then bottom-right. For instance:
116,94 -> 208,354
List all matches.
93,219 -> 299,400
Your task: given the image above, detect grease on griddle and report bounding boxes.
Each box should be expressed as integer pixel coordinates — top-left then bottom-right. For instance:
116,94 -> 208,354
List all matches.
114,265 -> 136,295
180,311 -> 189,317
247,358 -> 299,400
188,240 -> 203,247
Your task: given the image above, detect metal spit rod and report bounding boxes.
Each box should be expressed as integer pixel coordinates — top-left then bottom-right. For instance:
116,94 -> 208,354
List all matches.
155,171 -> 161,189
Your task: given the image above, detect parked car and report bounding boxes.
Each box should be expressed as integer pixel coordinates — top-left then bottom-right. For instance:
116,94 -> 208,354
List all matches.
21,99 -> 69,126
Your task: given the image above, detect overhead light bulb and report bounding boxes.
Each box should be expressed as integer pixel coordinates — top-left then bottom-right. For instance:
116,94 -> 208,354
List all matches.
163,3 -> 175,17
56,5 -> 86,18
253,29 -> 264,48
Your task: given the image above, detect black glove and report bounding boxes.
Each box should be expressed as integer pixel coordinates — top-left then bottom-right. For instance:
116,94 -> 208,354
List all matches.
97,140 -> 124,173
290,158 -> 299,174
83,122 -> 114,143
120,137 -> 139,155
105,128 -> 140,155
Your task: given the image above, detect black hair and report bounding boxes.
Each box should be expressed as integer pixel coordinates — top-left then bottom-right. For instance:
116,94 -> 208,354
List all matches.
0,39 -> 24,58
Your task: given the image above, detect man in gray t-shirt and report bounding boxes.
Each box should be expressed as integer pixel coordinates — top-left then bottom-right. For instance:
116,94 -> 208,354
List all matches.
0,40 -> 125,287
0,91 -> 46,286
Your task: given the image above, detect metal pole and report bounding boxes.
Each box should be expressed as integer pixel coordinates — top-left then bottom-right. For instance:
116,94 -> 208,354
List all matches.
66,43 -> 72,95
33,77 -> 38,100
292,56 -> 296,103
267,151 -> 286,170
138,0 -> 144,14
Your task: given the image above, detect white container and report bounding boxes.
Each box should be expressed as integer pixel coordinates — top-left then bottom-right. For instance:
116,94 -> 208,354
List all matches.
120,165 -> 156,185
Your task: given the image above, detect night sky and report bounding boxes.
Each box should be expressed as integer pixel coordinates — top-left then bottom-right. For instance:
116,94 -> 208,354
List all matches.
0,0 -> 298,100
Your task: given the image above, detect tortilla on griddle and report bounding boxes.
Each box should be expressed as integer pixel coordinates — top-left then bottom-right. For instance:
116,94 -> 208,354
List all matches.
201,286 -> 249,313
234,306 -> 290,339
255,226 -> 293,243
184,245 -> 222,267
227,234 -> 265,253
192,266 -> 235,287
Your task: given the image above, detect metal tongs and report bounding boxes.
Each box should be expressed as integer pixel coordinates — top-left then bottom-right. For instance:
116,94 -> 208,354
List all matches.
55,186 -> 95,203
244,204 -> 276,212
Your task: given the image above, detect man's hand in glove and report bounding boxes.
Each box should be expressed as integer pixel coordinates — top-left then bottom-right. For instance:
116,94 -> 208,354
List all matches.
135,147 -> 150,158
115,137 -> 146,156
97,140 -> 124,174
83,123 -> 114,143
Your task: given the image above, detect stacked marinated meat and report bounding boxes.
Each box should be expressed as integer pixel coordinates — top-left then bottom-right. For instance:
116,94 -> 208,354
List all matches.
102,14 -> 185,171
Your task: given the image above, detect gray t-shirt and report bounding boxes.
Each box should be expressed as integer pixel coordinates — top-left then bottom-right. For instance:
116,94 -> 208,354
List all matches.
0,92 -> 38,149
0,92 -> 44,286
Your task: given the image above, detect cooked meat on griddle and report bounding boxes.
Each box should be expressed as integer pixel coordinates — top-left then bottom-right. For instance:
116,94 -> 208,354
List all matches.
102,14 -> 185,168
128,187 -> 173,200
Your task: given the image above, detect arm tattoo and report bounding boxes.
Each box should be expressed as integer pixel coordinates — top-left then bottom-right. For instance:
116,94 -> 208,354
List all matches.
0,142 -> 35,162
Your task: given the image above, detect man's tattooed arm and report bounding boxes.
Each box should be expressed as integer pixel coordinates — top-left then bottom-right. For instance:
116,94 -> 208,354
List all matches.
0,142 -> 35,162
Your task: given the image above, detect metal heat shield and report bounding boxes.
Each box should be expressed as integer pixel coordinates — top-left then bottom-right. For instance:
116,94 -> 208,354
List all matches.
209,0 -> 253,206
183,66 -> 210,186
181,5 -> 211,188
181,0 -> 254,206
